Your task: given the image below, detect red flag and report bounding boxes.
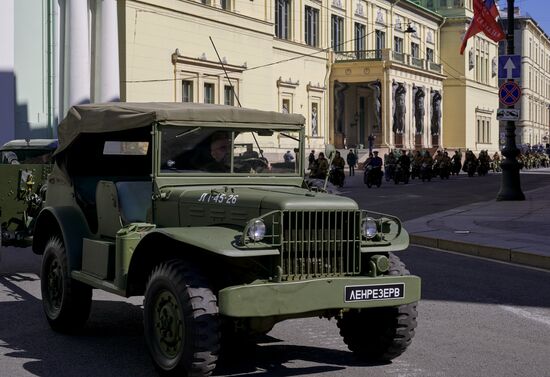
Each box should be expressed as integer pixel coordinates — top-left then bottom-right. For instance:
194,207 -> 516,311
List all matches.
460,0 -> 505,55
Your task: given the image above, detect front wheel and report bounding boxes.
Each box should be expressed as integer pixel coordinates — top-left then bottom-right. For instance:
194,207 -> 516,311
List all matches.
144,260 -> 220,376
41,237 -> 92,333
337,254 -> 418,361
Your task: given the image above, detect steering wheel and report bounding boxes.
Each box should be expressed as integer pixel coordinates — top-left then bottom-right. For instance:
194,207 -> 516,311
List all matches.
235,157 -> 269,173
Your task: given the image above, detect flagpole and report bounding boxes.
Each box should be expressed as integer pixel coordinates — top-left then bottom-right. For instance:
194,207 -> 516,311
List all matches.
497,0 -> 525,201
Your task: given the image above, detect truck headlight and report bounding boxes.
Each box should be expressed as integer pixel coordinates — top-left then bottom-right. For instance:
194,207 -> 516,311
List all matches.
247,219 -> 266,242
362,217 -> 378,239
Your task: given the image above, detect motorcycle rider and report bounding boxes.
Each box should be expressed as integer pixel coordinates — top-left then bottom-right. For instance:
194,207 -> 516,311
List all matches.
411,150 -> 422,179
364,150 -> 383,185
371,150 -> 383,168
421,150 -> 434,180
478,150 -> 490,175
308,150 -> 316,170
384,151 -> 397,181
310,152 -> 329,179
451,150 -> 462,175
330,151 -> 346,186
463,150 -> 479,175
396,149 -> 411,183
433,150 -> 444,175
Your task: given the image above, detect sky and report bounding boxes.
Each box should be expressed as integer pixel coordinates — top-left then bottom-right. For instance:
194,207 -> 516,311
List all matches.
498,0 -> 550,35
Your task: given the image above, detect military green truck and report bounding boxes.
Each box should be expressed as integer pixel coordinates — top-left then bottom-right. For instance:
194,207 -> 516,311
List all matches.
33,103 -> 420,376
0,139 -> 57,247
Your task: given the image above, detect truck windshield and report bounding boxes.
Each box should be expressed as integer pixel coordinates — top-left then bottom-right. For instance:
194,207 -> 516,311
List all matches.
160,125 -> 301,175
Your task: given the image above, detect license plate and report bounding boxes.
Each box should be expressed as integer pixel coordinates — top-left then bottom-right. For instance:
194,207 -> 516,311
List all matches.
345,283 -> 405,302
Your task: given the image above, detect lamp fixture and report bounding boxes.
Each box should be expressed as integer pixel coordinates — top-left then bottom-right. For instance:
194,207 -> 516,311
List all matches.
405,23 -> 416,34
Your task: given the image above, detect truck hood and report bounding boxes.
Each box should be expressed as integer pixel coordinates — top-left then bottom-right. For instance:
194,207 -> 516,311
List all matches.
155,185 -> 359,228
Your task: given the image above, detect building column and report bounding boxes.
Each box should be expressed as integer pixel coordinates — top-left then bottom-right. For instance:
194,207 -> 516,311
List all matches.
67,0 -> 90,108
0,0 -> 15,143
99,0 -> 120,102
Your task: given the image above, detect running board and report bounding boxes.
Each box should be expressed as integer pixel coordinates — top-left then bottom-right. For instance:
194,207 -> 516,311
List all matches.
72,270 -> 126,297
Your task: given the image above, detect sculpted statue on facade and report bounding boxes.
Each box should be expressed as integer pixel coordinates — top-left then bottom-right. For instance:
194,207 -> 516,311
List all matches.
414,86 -> 425,135
393,82 -> 406,134
431,90 -> 442,136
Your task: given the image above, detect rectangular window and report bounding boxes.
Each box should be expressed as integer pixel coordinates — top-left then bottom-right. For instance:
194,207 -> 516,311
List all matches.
331,15 -> 344,52
282,98 -> 291,113
375,30 -> 385,51
224,85 -> 234,106
275,0 -> 291,39
354,23 -> 366,58
477,119 -> 482,143
305,6 -> 319,47
182,80 -> 194,103
204,83 -> 215,104
426,48 -> 434,62
220,0 -> 229,10
411,42 -> 420,58
394,37 -> 403,53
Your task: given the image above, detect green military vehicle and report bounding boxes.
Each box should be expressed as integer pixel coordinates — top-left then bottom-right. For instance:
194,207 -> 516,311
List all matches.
0,138 -> 57,247
33,103 -> 420,376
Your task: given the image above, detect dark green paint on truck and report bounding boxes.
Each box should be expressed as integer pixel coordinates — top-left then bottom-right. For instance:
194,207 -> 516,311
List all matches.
31,103 -> 420,376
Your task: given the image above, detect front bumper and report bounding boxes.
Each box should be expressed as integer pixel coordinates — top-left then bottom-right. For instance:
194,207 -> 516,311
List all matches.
218,275 -> 421,317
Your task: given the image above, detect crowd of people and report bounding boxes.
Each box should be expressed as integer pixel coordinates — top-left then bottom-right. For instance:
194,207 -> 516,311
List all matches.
304,143 -> 550,186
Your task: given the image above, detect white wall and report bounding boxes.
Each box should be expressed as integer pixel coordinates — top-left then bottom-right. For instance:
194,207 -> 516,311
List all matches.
0,0 -> 15,144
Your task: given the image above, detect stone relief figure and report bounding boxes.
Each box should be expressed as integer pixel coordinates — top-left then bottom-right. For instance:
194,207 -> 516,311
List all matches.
431,90 -> 442,136
366,80 -> 381,129
334,80 -> 349,133
311,104 -> 318,136
469,48 -> 475,70
413,86 -> 425,135
393,81 -> 406,134
492,57 -> 497,77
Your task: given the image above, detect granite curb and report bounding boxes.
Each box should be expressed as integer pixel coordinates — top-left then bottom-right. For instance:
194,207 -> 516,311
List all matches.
410,234 -> 550,270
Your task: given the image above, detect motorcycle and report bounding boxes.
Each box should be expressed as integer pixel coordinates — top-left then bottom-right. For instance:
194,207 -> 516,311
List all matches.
438,161 -> 451,180
328,167 -> 345,188
384,163 -> 396,182
451,158 -> 461,176
477,161 -> 489,176
410,162 -> 421,180
420,162 -> 432,182
463,160 -> 477,177
393,163 -> 410,184
364,165 -> 382,188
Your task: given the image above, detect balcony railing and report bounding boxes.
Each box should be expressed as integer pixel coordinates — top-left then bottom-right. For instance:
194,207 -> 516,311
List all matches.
335,49 -> 383,62
410,56 -> 424,69
392,51 -> 405,63
428,61 -> 442,73
335,48 -> 443,74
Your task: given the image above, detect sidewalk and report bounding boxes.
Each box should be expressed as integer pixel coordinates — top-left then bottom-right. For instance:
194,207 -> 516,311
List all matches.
404,183 -> 550,270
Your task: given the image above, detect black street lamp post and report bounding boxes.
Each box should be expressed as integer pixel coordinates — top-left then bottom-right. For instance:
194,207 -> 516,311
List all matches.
497,0 -> 525,201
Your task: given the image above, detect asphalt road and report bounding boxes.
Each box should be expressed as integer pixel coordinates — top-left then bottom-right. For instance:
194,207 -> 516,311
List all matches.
1,169 -> 549,377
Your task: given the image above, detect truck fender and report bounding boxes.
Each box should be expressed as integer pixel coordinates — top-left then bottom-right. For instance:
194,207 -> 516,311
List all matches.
32,206 -> 92,271
145,227 -> 279,257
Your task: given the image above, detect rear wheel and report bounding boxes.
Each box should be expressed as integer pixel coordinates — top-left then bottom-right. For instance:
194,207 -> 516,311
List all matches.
144,260 -> 220,376
337,254 -> 418,362
41,237 -> 92,333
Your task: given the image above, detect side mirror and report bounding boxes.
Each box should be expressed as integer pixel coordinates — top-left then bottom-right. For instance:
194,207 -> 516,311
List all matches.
325,144 -> 336,160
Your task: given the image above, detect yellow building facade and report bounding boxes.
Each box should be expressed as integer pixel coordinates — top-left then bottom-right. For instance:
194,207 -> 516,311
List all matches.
122,0 -> 449,152
420,0 -> 501,153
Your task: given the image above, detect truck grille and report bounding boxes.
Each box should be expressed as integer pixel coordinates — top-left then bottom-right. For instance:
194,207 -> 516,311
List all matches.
276,210 -> 362,280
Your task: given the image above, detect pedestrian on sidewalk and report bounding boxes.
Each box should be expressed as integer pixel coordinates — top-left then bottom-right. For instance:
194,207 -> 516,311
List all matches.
368,134 -> 375,154
308,150 -> 316,170
346,148 -> 357,176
